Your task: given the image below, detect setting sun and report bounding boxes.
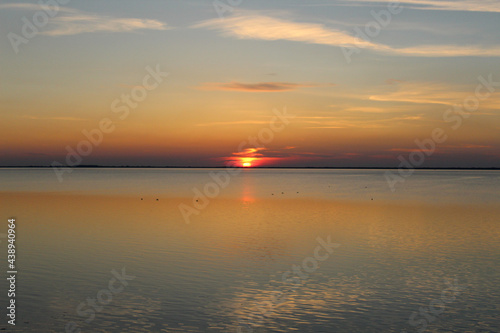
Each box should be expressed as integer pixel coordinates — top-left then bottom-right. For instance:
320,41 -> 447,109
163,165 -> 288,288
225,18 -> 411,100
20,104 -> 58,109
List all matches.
242,162 -> 252,167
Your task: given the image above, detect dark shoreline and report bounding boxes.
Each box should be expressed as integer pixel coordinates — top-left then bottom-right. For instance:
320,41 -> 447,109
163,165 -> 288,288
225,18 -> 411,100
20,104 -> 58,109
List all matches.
1,166 -> 499,170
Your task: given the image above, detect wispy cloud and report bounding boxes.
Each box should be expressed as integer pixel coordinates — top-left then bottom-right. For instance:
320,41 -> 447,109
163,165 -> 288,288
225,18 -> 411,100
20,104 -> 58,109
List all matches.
223,147 -> 326,161
340,106 -> 392,113
198,81 -> 332,92
368,82 -> 469,105
0,3 -> 45,10
337,0 -> 500,14
193,12 -> 378,48
442,144 -> 495,149
232,148 -> 266,157
387,143 -> 495,154
0,4 -> 168,36
392,45 -> 500,57
305,126 -> 346,129
195,120 -> 270,127
193,11 -> 500,57
294,108 -> 430,129
23,115 -> 87,121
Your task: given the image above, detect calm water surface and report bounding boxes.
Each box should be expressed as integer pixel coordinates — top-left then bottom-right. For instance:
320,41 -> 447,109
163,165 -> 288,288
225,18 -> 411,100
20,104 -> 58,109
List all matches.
0,169 -> 499,332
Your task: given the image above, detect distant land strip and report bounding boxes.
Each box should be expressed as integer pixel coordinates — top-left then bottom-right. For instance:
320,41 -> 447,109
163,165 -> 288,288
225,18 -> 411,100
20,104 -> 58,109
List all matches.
0,166 -> 499,170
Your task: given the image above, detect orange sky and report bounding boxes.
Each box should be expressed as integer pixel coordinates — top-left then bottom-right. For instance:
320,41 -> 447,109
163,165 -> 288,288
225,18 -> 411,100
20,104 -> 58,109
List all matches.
1,1 -> 499,167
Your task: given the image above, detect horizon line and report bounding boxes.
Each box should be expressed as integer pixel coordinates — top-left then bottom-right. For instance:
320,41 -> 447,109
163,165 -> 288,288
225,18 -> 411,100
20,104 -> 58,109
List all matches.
1,166 -> 499,170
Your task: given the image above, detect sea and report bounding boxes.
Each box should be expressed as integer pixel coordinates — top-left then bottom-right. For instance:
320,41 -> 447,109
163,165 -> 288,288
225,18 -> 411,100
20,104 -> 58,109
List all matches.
0,168 -> 499,332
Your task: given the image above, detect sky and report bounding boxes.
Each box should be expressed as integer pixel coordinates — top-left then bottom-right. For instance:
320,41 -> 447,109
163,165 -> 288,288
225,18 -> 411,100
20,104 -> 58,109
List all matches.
1,0 -> 499,167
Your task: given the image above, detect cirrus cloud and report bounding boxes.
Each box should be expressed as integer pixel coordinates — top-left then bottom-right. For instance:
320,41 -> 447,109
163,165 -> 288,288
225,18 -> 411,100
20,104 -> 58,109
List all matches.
0,3 -> 169,36
193,12 -> 378,49
336,0 -> 500,14
198,81 -> 333,92
193,11 -> 500,57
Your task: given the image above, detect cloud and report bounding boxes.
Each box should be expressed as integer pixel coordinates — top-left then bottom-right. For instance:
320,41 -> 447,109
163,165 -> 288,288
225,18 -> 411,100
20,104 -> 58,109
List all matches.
388,144 -> 495,154
198,81 -> 331,92
340,106 -> 391,113
195,120 -> 270,126
193,11 -> 500,57
232,148 -> 266,157
217,147 -> 268,164
294,109 -> 430,129
338,0 -> 500,14
0,4 -> 168,36
0,3 -> 47,10
193,12 -> 378,48
392,45 -> 500,57
225,147 -> 329,160
23,115 -> 87,121
368,82 -> 470,105
443,144 -> 494,149
305,126 -> 346,129
367,82 -> 500,116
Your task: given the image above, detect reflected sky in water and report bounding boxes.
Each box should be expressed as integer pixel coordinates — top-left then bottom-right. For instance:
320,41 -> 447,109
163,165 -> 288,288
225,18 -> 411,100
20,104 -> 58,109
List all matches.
0,169 -> 499,332
1,168 -> 499,204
